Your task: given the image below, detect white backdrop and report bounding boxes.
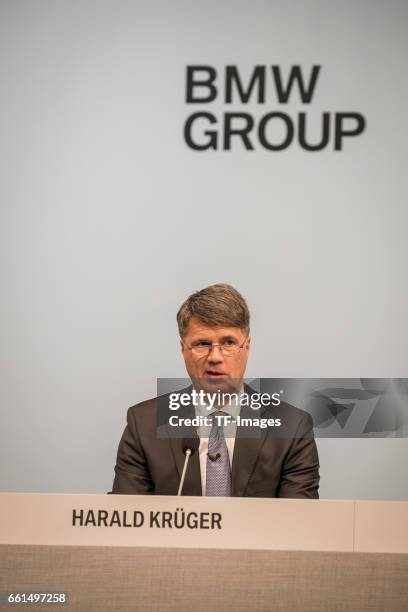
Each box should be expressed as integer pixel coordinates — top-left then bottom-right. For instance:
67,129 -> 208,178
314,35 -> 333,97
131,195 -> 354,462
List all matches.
0,0 -> 407,498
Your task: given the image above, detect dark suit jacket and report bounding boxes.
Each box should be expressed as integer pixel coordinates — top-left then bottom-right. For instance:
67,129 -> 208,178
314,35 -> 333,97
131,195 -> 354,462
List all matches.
111,387 -> 320,498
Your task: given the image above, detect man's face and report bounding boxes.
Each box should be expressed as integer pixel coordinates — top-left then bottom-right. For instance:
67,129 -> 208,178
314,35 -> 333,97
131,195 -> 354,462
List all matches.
181,317 -> 251,392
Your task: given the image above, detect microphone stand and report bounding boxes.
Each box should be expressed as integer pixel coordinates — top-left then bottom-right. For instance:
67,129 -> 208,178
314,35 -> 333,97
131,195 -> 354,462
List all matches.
177,449 -> 192,496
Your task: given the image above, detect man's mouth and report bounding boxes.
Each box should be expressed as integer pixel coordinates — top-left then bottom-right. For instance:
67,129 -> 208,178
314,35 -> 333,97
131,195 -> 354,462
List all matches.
205,370 -> 228,378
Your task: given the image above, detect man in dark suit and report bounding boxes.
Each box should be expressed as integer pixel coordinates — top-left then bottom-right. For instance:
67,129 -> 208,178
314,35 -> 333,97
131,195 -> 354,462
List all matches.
111,284 -> 320,498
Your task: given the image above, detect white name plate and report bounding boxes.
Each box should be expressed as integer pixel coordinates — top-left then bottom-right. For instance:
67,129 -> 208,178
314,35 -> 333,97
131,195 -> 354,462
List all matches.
0,493 -> 354,552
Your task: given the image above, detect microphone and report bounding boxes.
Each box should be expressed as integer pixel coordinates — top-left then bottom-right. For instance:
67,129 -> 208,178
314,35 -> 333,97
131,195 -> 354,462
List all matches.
177,437 -> 199,496
207,452 -> 221,462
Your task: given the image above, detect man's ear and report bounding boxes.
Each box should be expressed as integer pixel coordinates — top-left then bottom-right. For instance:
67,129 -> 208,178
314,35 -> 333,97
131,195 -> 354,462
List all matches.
180,339 -> 184,353
246,335 -> 251,350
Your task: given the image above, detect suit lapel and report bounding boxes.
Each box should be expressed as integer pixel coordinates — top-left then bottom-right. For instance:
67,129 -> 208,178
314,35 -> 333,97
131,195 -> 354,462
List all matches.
232,386 -> 269,496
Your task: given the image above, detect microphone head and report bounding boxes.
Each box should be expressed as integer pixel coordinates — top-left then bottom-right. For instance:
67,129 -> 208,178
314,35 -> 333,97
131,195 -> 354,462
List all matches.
181,437 -> 199,457
208,452 -> 221,462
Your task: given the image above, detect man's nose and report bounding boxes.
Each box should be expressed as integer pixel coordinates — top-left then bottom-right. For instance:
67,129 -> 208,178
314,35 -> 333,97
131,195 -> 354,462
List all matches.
207,344 -> 224,363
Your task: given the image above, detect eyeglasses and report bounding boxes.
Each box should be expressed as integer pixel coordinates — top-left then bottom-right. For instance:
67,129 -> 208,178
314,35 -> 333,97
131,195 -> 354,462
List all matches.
182,338 -> 247,358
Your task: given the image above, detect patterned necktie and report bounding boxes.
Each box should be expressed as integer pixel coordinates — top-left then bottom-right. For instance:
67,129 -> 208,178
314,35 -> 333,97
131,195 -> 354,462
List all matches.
206,411 -> 232,496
